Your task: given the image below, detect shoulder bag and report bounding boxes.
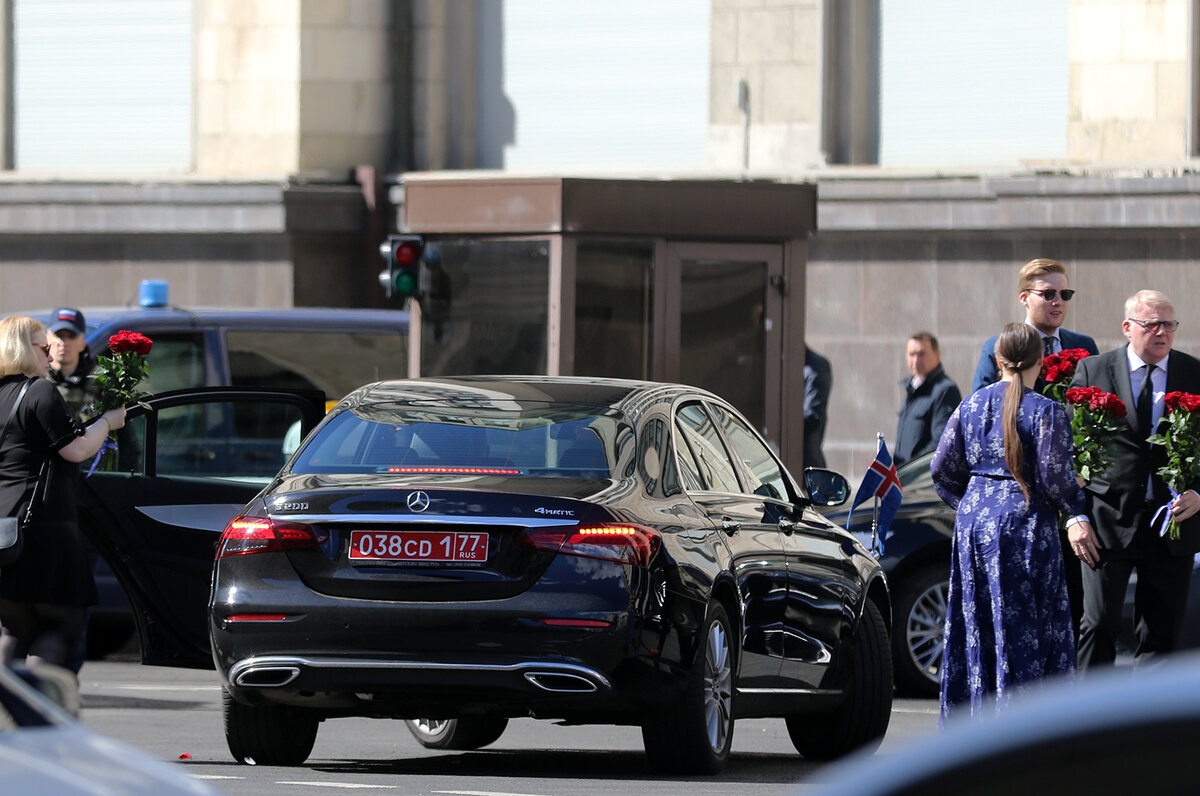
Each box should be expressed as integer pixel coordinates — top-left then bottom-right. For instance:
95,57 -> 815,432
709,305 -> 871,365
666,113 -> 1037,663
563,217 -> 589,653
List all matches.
0,378 -> 37,566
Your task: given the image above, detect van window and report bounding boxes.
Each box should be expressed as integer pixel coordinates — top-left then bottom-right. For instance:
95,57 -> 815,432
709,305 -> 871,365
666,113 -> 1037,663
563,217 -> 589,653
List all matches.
131,334 -> 206,393
227,330 -> 407,401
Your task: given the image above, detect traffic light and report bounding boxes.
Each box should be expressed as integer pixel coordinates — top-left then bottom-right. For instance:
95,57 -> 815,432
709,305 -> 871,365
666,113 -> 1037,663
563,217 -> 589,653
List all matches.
378,235 -> 425,302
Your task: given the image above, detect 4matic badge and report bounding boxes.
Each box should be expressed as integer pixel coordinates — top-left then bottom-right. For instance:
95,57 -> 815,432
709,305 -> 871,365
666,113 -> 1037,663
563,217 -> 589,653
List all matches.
534,507 -> 574,516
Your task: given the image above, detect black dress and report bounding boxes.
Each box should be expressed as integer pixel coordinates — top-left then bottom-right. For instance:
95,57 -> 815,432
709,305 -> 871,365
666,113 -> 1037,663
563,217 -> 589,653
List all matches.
0,375 -> 96,606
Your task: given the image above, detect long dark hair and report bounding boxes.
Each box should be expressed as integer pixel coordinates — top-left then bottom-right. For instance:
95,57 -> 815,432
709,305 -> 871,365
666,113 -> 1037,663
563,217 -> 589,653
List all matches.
994,323 -> 1042,504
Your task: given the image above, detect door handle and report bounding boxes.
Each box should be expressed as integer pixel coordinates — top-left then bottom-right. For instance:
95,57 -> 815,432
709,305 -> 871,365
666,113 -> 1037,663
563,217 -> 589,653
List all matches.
779,517 -> 796,535
720,516 -> 741,535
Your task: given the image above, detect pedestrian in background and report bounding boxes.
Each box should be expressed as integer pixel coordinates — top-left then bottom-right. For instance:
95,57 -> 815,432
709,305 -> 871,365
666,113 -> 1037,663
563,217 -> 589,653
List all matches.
971,258 -> 1098,393
895,331 -> 961,467
47,307 -> 97,422
0,316 -> 125,671
932,323 -> 1092,723
803,345 -> 831,470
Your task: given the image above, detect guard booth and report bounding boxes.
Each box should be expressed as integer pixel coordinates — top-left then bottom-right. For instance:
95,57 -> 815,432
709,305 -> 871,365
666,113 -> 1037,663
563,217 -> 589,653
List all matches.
394,175 -> 817,474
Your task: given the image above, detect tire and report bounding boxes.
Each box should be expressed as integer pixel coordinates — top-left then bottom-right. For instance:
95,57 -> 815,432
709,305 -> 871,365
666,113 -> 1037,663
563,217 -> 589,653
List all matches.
891,563 -> 949,697
641,602 -> 734,775
405,717 -> 509,750
787,600 -> 892,760
223,691 -> 319,766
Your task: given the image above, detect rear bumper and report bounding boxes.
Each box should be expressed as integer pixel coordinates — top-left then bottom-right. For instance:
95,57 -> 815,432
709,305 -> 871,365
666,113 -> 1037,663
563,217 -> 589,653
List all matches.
220,652 -> 678,719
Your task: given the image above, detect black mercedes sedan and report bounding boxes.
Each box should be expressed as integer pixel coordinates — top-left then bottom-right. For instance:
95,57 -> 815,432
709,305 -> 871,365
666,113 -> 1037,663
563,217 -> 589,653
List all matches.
76,376 -> 891,774
204,376 -> 891,773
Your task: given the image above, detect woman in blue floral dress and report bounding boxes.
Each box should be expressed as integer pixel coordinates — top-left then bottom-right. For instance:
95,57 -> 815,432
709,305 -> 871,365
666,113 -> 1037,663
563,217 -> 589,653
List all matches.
931,323 -> 1094,724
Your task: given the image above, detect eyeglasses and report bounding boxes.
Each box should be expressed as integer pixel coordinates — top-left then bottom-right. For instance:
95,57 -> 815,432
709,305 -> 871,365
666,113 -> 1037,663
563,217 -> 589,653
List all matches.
1127,318 -> 1181,334
32,343 -> 50,356
1027,288 -> 1075,302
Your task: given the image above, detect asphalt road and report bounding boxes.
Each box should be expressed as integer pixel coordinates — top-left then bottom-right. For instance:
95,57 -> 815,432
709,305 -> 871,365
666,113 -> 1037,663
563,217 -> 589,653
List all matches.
74,659 -> 939,795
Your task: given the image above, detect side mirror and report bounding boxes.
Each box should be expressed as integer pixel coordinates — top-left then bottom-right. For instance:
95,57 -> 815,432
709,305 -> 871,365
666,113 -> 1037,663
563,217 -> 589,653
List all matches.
804,468 -> 851,507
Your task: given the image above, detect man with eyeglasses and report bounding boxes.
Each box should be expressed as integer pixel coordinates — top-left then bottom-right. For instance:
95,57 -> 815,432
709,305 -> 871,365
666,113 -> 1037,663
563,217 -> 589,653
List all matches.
1068,289 -> 1200,670
970,259 -> 1099,393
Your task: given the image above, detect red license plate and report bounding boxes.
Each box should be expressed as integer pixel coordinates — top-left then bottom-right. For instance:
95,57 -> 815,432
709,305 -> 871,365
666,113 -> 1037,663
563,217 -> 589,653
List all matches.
348,530 -> 489,563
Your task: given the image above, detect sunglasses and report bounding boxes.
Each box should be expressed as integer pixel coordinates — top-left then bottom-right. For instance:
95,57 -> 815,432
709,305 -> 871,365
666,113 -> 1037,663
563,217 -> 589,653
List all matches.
32,343 -> 50,356
1127,318 -> 1180,334
1027,288 -> 1075,302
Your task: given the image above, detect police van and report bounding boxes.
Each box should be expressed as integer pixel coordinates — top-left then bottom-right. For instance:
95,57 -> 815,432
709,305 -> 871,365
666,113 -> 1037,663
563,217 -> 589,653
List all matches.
29,283 -> 410,657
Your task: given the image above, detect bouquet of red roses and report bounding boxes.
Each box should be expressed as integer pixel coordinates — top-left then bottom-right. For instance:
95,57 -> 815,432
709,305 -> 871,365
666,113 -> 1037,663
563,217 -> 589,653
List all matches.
1146,391 -> 1200,540
87,330 -> 154,423
1062,386 -> 1127,481
1041,347 -> 1092,403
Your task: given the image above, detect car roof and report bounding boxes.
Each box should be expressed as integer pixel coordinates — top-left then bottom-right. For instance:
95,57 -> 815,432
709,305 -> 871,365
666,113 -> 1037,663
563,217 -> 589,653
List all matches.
341,375 -> 719,417
28,305 -> 410,339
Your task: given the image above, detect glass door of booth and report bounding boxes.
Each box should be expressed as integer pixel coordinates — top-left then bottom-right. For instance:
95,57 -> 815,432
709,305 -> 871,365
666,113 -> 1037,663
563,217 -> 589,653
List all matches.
666,243 -> 784,439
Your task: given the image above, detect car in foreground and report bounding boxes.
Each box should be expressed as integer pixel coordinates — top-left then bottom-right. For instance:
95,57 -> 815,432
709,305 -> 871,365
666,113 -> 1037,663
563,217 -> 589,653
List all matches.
80,375 -> 892,773
833,451 -> 952,697
817,651 -> 1200,795
0,663 -> 222,795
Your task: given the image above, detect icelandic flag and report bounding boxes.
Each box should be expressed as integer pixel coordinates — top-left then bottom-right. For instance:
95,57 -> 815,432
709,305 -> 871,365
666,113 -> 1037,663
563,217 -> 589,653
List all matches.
845,438 -> 903,537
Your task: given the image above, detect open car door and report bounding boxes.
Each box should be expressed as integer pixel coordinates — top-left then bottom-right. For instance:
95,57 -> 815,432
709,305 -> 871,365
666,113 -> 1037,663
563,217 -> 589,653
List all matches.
77,387 -> 327,668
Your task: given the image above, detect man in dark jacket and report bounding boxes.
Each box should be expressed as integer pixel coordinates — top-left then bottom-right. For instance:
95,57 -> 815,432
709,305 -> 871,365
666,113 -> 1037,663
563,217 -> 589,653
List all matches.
895,332 -> 961,467
47,307 -> 98,421
803,346 -> 832,470
971,258 -> 1098,393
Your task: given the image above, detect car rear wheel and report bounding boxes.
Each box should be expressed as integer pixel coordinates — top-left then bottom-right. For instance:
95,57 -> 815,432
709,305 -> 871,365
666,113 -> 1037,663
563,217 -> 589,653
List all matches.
223,691 -> 319,766
405,717 -> 509,750
786,600 -> 892,760
641,602 -> 734,774
892,563 -> 948,697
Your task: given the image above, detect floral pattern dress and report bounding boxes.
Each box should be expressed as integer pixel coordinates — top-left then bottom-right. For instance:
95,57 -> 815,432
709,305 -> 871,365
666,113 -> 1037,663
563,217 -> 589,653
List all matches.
931,381 -> 1084,724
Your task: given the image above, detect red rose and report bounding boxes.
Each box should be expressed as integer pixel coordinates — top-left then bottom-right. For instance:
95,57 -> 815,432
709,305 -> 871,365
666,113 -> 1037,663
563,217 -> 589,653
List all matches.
1094,392 -> 1127,419
1164,392 -> 1185,412
1182,394 -> 1200,413
1064,386 -> 1100,406
109,330 -> 154,356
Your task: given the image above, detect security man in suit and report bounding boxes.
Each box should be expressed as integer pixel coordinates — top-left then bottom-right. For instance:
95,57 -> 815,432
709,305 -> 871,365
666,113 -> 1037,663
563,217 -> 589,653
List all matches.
971,258 -> 1099,393
1069,289 -> 1200,669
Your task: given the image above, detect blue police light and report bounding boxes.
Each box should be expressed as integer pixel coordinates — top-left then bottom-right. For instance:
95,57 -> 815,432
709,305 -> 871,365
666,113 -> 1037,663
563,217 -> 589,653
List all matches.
139,280 -> 169,308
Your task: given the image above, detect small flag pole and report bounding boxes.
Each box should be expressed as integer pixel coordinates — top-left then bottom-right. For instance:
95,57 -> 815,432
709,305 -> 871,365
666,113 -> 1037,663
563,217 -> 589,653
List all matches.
871,432 -> 884,555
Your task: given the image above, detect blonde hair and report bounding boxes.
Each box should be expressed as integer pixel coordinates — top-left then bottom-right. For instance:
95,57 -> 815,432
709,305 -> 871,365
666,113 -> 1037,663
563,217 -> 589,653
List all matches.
1018,258 -> 1067,292
0,316 -> 45,378
1124,289 -> 1172,320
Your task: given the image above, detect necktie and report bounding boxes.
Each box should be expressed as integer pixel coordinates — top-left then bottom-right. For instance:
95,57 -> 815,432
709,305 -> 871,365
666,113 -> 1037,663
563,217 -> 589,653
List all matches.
1043,336 -> 1055,358
1138,363 -> 1156,438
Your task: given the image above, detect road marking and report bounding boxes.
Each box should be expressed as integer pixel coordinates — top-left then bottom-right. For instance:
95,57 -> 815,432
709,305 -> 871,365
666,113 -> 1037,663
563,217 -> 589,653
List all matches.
192,775 -> 244,780
276,783 -> 398,790
87,684 -> 219,692
892,705 -> 939,714
435,791 -> 554,796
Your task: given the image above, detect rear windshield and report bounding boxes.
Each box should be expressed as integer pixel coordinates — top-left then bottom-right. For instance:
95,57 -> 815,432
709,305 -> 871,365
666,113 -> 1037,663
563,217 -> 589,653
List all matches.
290,400 -> 629,479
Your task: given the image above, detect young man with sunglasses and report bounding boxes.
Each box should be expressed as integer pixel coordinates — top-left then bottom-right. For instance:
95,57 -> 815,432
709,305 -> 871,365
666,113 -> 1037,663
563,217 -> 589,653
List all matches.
1068,290 -> 1200,670
971,259 -> 1099,393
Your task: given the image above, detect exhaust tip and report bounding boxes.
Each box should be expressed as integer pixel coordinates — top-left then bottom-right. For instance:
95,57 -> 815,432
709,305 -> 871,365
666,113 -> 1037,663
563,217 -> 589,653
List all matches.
524,671 -> 599,693
233,666 -> 301,688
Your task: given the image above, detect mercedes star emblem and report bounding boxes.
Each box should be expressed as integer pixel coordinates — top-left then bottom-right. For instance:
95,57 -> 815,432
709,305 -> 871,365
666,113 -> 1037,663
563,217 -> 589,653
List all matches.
406,491 -> 431,512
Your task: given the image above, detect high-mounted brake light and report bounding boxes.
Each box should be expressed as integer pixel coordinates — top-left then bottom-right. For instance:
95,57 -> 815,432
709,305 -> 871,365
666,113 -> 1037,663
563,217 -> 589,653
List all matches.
517,523 -> 660,567
216,516 -> 326,559
384,466 -> 520,475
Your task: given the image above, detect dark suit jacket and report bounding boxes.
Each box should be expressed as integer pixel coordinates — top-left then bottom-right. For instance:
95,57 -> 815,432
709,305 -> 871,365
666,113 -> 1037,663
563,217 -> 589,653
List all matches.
1071,345 -> 1200,557
895,363 -> 961,466
972,327 -> 1099,393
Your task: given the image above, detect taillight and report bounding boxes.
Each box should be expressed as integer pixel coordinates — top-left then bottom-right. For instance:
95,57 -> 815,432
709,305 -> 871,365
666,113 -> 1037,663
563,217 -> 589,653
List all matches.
518,524 -> 660,567
216,516 -> 325,559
